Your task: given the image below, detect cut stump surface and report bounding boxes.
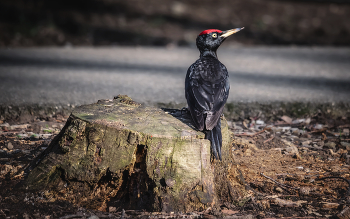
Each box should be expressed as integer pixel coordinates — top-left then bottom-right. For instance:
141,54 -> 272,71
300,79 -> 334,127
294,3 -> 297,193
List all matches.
25,95 -> 246,212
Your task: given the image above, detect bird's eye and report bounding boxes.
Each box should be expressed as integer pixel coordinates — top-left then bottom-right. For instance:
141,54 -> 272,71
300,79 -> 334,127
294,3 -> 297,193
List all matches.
212,33 -> 217,38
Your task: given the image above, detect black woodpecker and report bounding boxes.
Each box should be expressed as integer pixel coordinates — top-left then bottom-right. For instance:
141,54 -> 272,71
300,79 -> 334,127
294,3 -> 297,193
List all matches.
185,28 -> 244,160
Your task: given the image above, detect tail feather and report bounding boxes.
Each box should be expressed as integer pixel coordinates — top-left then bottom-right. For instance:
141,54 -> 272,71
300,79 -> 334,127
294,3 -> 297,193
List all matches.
207,129 -> 218,159
216,121 -> 222,160
205,120 -> 222,160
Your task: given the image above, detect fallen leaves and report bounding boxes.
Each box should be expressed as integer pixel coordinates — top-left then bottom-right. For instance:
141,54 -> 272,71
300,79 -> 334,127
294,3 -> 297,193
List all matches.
221,209 -> 239,215
281,115 -> 293,124
271,198 -> 307,207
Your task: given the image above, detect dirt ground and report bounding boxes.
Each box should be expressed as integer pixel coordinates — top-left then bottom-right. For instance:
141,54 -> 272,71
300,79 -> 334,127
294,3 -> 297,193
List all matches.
0,104 -> 350,218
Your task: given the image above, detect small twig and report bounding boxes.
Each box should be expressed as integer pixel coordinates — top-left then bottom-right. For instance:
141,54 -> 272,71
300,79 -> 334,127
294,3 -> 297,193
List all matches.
326,130 -> 337,136
265,194 -> 298,198
234,133 -> 255,136
235,128 -> 266,137
275,172 -> 349,178
263,136 -> 274,144
245,185 -> 268,197
264,217 -> 316,219
120,209 -> 125,219
327,138 -> 340,141
316,176 -> 350,199
59,215 -> 83,219
0,131 -> 20,135
322,133 -> 327,141
297,145 -> 326,151
310,128 -> 328,133
261,172 -> 299,190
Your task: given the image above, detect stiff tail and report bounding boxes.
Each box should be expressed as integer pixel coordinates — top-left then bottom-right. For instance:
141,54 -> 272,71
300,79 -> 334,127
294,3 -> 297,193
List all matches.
205,120 -> 222,160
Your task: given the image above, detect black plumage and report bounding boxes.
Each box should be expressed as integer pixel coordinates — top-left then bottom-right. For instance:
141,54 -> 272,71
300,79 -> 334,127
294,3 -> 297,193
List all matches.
185,28 -> 244,160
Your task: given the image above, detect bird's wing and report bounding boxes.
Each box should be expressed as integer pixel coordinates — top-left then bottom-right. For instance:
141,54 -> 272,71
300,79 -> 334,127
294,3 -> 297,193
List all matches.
185,63 -> 205,131
185,59 -> 229,131
205,76 -> 229,130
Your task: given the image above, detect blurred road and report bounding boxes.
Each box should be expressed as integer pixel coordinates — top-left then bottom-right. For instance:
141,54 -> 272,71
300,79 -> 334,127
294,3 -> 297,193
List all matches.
0,46 -> 349,106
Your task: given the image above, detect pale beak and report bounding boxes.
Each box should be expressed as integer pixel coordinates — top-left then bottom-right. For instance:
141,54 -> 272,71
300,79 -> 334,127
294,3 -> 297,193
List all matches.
221,27 -> 244,38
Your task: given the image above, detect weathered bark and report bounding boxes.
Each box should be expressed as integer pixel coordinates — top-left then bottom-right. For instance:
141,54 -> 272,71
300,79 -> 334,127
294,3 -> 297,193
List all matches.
25,95 -> 246,212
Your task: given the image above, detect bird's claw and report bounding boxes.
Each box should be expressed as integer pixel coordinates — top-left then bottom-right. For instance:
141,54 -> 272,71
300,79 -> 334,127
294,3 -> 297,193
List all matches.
180,107 -> 189,115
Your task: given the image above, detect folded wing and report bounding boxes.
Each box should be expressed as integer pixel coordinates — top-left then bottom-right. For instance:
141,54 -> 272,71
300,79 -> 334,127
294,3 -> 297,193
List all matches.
185,58 -> 230,131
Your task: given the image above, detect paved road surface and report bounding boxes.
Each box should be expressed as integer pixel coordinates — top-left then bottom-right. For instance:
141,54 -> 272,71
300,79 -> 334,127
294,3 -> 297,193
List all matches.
0,47 -> 349,106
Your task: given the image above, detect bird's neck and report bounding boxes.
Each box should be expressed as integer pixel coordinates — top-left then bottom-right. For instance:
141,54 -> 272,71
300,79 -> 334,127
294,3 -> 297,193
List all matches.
200,50 -> 218,59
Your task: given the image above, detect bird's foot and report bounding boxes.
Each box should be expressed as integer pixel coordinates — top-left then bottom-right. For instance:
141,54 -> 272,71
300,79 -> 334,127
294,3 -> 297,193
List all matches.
180,107 -> 189,115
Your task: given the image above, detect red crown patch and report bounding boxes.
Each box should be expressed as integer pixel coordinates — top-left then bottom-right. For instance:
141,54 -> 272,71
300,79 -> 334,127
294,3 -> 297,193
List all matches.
199,29 -> 222,36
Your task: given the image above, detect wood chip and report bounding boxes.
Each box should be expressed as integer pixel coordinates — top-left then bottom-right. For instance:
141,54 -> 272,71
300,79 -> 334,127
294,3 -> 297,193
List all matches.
271,198 -> 307,207
281,116 -> 292,124
221,209 -> 239,215
320,202 -> 339,209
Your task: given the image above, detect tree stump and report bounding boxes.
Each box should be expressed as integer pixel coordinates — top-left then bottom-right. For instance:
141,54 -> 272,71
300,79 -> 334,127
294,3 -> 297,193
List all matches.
25,95 -> 246,212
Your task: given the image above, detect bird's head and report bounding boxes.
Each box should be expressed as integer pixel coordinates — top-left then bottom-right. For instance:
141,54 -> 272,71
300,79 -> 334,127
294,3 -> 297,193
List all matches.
196,27 -> 244,57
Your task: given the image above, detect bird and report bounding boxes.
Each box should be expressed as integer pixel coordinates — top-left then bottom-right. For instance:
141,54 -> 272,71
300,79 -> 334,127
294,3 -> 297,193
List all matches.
185,27 -> 244,160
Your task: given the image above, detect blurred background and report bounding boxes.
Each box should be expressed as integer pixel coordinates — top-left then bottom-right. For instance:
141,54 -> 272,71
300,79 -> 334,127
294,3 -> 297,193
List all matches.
1,0 -> 350,47
0,0 -> 349,138
0,0 -> 350,110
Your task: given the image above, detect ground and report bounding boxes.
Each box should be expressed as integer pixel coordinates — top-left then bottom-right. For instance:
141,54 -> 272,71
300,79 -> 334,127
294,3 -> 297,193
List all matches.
0,105 -> 349,218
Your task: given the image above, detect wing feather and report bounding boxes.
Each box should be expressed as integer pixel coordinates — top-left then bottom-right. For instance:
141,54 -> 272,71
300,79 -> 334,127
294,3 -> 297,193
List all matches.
185,57 -> 229,131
